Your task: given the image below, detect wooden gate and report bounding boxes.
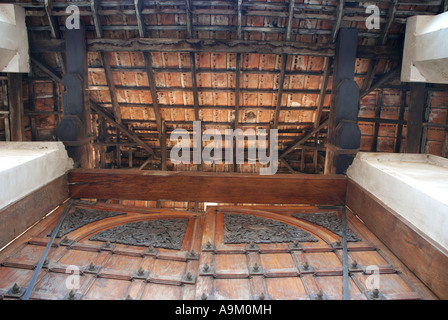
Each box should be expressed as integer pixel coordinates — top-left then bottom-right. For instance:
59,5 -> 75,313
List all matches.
0,200 -> 437,300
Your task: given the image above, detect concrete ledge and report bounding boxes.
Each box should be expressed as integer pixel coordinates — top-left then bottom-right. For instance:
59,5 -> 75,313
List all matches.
347,152 -> 448,252
0,142 -> 73,211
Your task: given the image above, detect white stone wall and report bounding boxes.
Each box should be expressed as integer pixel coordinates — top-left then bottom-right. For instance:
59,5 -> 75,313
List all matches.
0,142 -> 73,210
347,152 -> 448,251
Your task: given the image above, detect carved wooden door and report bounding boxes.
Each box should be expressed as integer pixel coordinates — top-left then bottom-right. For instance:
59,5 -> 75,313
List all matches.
196,206 -> 435,300
0,200 -> 437,300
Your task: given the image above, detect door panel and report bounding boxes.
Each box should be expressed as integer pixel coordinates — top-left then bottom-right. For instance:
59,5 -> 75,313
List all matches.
0,201 -> 438,300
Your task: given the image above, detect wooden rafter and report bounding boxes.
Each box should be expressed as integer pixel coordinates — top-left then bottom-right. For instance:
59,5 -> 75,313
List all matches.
371,88 -> 383,152
234,0 -> 243,130
89,0 -> 121,123
101,52 -> 122,123
90,101 -> 156,157
44,0 -> 65,74
134,0 -> 146,38
361,0 -> 398,94
331,0 -> 345,43
314,57 -> 331,128
133,0 -> 164,167
360,66 -> 400,99
279,119 -> 329,159
90,0 -> 103,39
272,54 -> 288,130
273,0 -> 295,130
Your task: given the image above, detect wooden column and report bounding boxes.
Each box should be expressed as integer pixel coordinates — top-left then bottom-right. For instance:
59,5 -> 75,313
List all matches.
406,83 -> 426,153
56,22 -> 92,168
7,73 -> 24,141
325,28 -> 360,174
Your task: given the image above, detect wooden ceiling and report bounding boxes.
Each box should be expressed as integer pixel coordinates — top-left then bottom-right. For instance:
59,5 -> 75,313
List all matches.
6,0 -> 448,173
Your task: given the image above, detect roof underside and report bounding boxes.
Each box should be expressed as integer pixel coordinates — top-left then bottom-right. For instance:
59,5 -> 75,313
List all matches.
2,0 -> 448,174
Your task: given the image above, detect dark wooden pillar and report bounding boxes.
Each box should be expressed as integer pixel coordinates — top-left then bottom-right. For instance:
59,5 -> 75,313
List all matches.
7,73 -> 24,141
406,83 -> 426,153
325,28 -> 360,174
56,22 -> 93,168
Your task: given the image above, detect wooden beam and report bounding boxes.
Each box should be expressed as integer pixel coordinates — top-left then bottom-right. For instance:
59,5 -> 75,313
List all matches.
90,0 -> 103,38
314,57 -> 331,128
185,0 -> 194,38
1,80 -> 11,141
360,66 -> 400,99
0,175 -> 69,249
161,120 -> 167,171
30,55 -> 63,84
346,179 -> 448,300
233,0 -> 243,131
68,169 -> 347,205
101,52 -> 122,123
285,0 -> 295,41
57,22 -> 93,168
273,54 -> 288,129
189,52 -> 200,121
372,89 -> 383,152
361,0 -> 398,94
143,52 -> 163,139
441,0 -> 448,12
234,53 -> 242,130
331,0 -> 344,43
280,157 -> 298,174
395,87 -> 407,153
326,28 -> 360,174
236,0 -> 243,40
90,101 -> 156,157
407,82 -> 426,153
30,38 -> 402,59
44,0 -> 65,74
134,0 -> 146,38
87,38 -> 335,56
280,119 -> 329,158
7,73 -> 24,141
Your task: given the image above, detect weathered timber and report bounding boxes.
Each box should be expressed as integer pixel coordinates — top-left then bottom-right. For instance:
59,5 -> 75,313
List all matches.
407,83 -> 426,153
346,179 -> 448,300
68,169 -> 347,205
0,175 -> 69,249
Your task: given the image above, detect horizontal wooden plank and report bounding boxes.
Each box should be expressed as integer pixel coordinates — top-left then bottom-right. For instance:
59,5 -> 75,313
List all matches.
346,179 -> 448,300
0,175 -> 69,249
68,169 -> 347,205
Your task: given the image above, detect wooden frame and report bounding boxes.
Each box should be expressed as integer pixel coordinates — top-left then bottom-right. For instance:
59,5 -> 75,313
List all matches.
346,179 -> 448,300
68,169 -> 347,205
0,175 -> 69,249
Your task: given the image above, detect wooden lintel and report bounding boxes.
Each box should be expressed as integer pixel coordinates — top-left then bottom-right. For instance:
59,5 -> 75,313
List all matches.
68,169 -> 347,205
